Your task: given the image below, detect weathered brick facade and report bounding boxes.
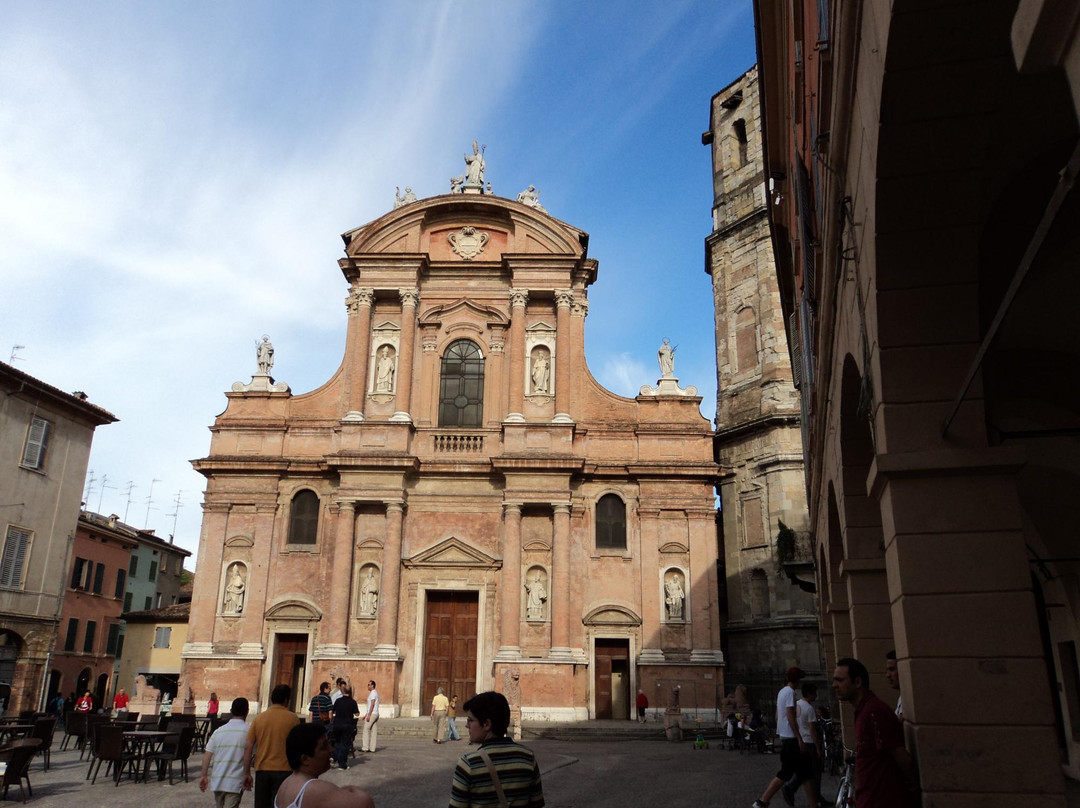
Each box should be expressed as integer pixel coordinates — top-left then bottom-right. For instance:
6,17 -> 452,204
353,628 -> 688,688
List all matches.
183,192 -> 722,721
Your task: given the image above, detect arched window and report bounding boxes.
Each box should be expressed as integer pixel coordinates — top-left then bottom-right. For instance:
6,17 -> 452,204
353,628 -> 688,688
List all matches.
288,490 -> 320,545
439,340 -> 484,427
596,494 -> 627,550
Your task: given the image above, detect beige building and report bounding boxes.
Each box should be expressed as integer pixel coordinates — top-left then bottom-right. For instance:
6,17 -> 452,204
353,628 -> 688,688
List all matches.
116,603 -> 189,707
0,361 -> 116,713
704,68 -> 821,705
183,186 -> 721,720
756,0 -> 1080,801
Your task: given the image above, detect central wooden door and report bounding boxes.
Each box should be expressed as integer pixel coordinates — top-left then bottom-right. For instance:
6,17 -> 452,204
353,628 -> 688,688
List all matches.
594,638 -> 630,719
422,591 -> 478,708
272,634 -> 308,712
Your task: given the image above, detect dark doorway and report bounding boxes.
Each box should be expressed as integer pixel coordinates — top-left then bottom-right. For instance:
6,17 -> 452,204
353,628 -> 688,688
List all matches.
422,591 -> 478,708
94,673 -> 108,707
76,668 -> 91,699
272,634 -> 309,712
594,638 -> 630,719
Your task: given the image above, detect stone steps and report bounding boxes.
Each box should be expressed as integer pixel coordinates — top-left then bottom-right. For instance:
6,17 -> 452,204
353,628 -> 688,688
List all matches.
373,718 -> 731,742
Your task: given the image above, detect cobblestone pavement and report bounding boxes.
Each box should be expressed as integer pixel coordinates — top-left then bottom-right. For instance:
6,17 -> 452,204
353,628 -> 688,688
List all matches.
18,738 -> 841,808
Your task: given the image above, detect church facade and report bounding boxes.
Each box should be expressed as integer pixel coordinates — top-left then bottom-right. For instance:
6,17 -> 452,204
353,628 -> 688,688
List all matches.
182,178 -> 721,720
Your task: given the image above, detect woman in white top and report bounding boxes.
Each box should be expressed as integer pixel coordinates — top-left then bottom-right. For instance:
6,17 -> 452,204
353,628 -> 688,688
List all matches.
274,723 -> 375,808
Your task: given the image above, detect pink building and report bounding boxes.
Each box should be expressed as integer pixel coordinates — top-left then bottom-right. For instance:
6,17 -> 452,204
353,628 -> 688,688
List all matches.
183,188 -> 721,721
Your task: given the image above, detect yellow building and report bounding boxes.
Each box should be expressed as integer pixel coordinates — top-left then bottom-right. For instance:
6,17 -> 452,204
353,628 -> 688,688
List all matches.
116,603 -> 189,706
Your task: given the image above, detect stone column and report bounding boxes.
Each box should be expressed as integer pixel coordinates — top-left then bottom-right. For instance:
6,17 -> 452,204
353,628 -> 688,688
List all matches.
550,503 -> 572,657
553,289 -> 574,423
375,501 -> 405,656
343,287 -> 374,419
184,502 -> 229,654
321,500 -> 356,654
569,296 -> 588,416
496,503 -> 523,658
505,289 -> 528,422
391,288 -> 419,422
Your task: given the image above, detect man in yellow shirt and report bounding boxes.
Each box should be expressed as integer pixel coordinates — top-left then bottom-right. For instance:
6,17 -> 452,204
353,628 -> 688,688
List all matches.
243,684 -> 300,808
431,687 -> 450,743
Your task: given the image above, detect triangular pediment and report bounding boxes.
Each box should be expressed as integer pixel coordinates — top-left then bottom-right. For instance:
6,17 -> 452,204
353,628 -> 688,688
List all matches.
525,321 -> 556,334
403,536 -> 501,569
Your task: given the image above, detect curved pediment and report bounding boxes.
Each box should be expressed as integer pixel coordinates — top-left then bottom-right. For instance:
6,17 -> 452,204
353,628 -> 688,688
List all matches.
341,195 -> 588,261
419,298 -> 510,329
265,595 -> 322,621
225,534 -> 254,548
659,541 -> 690,554
403,536 -> 501,570
583,604 -> 642,626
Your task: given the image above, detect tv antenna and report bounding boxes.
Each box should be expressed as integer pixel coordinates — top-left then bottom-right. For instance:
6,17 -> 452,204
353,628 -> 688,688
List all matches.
122,481 -> 137,523
144,478 -> 161,528
96,473 -> 116,513
166,490 -> 183,539
9,345 -> 25,363
83,470 -> 97,505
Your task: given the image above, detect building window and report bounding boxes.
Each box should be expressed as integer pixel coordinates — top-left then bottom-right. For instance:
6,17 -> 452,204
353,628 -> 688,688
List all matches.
20,416 -> 50,470
64,618 -> 79,651
71,557 -> 91,590
105,624 -> 121,655
288,490 -> 320,545
92,562 -> 105,595
148,560 -> 157,582
439,340 -> 484,427
114,569 -> 126,599
153,627 -> 171,649
750,569 -> 771,618
83,620 -> 96,653
123,592 -> 133,612
734,118 -> 748,166
0,526 -> 32,588
156,593 -> 162,609
160,557 -> 168,575
596,494 -> 627,550
129,556 -> 138,577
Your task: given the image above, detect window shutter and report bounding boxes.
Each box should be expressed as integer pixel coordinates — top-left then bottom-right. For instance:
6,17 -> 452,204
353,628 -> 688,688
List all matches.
789,311 -> 803,389
93,563 -> 105,594
21,417 -> 50,468
1,527 -> 32,587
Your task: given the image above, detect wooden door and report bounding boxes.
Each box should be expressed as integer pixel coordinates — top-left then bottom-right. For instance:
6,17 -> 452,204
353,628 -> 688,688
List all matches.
594,639 -> 630,719
422,592 -> 478,708
272,634 -> 308,712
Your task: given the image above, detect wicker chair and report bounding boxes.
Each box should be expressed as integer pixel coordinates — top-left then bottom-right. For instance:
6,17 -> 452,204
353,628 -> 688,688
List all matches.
0,738 -> 42,802
147,725 -> 195,784
86,724 -> 137,786
29,716 -> 56,771
82,714 -> 109,760
58,711 -> 86,751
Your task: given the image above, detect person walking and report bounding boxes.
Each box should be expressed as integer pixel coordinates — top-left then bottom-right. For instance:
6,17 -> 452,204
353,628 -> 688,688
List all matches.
208,692 -> 220,719
330,678 -> 346,706
432,687 -> 450,743
636,689 -> 649,723
200,697 -> 251,808
446,694 -> 461,741
752,666 -> 808,808
832,657 -> 918,808
361,680 -> 380,753
242,684 -> 300,808
781,682 -> 824,807
449,691 -> 544,808
273,723 -> 375,808
330,686 -> 361,770
308,682 -> 332,726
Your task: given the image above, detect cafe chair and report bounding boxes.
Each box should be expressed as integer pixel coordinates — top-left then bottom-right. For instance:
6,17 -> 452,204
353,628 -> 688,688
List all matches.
147,725 -> 195,785
0,738 -> 42,802
29,716 -> 57,771
59,711 -> 86,751
86,724 -> 136,786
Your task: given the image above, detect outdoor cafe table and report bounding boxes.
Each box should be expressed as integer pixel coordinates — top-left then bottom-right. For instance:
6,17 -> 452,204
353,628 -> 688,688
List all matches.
122,730 -> 170,782
0,723 -> 33,745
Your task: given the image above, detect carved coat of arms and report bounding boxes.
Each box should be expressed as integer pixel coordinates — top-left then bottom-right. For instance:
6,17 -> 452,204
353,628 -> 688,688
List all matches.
448,226 -> 489,261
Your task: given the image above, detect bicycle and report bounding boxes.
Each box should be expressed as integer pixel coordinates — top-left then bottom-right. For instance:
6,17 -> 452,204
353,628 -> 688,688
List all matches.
834,747 -> 855,808
819,719 -> 845,776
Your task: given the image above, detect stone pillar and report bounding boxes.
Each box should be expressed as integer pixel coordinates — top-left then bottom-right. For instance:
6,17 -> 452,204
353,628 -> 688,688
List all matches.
506,289 -> 528,422
391,288 -> 419,422
321,500 -> 356,654
497,503 -> 523,658
375,501 -> 405,656
553,289 -> 574,423
343,287 -> 374,419
550,503 -> 572,657
185,502 -> 229,653
569,295 -> 588,415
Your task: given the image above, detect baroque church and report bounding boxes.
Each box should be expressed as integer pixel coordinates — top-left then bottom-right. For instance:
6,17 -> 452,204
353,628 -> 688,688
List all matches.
181,153 -> 722,720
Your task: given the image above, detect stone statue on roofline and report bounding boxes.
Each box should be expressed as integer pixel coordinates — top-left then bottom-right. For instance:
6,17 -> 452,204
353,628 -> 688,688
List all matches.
394,186 -> 418,208
464,140 -> 486,187
516,185 -> 547,213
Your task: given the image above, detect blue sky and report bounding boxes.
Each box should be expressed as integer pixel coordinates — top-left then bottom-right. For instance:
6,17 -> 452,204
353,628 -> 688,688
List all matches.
0,1 -> 757,561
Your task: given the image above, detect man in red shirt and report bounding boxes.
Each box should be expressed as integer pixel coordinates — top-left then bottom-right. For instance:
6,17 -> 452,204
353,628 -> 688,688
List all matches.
113,688 -> 130,716
832,657 -> 917,808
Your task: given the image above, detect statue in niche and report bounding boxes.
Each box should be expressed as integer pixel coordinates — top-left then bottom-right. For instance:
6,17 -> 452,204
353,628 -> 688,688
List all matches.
223,563 -> 246,614
530,350 -> 550,394
375,347 -> 396,392
394,186 -> 418,208
359,568 -> 379,616
464,140 -> 486,186
665,572 -> 685,620
256,336 -> 274,374
450,175 -> 464,194
657,338 -> 676,378
524,570 -> 548,620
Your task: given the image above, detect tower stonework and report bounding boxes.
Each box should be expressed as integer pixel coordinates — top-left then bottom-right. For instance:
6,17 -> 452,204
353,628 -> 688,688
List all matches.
705,67 -> 821,698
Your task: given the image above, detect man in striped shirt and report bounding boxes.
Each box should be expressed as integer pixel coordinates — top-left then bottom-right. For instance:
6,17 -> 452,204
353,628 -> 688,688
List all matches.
200,697 -> 251,808
449,691 -> 544,808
